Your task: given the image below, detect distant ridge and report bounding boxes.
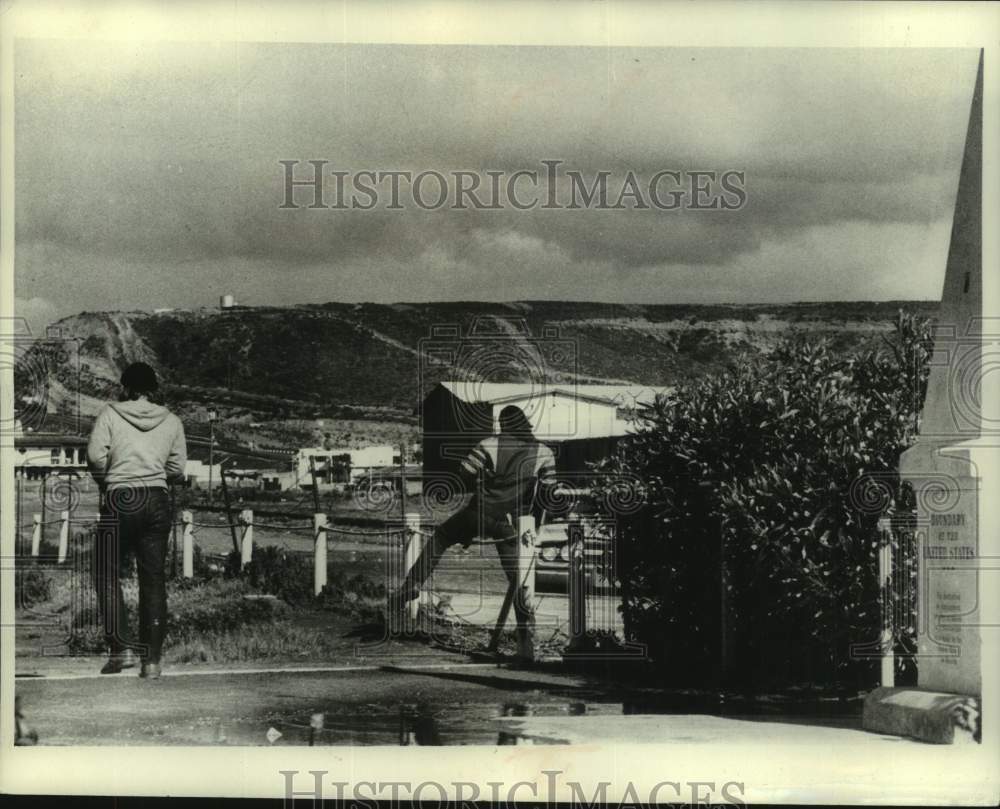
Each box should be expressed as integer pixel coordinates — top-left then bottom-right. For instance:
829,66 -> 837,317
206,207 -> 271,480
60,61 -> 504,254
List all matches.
18,300 -> 939,433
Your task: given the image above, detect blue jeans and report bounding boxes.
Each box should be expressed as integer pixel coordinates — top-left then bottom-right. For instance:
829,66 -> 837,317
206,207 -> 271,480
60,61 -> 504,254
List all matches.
93,487 -> 171,663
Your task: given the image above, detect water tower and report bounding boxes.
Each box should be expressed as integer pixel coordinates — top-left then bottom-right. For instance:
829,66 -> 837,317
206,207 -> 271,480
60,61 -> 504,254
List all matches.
220,293 -> 236,309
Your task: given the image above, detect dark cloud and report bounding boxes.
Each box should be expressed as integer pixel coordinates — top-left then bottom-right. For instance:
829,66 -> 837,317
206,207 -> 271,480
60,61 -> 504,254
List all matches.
14,40 -> 979,317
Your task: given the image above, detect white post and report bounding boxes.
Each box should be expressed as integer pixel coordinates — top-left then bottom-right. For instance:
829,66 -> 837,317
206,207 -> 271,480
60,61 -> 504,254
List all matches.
516,514 -> 537,662
240,509 -> 254,568
57,509 -> 70,563
878,517 -> 895,688
402,512 -> 429,620
182,510 -> 194,579
314,512 -> 328,596
31,514 -> 41,558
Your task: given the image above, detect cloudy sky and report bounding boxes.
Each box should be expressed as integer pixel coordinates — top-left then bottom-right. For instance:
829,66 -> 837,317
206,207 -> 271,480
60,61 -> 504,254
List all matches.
14,41 -> 979,332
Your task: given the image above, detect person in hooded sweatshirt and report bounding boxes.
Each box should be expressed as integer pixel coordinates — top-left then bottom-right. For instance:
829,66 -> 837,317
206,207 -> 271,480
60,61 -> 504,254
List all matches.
87,362 -> 186,678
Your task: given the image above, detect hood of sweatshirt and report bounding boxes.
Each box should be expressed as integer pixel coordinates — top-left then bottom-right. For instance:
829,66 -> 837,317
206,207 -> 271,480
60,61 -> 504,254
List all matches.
109,400 -> 171,432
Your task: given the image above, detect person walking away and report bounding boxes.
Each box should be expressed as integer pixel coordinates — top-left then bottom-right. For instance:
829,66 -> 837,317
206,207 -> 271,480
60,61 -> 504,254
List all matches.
87,362 -> 186,678
391,405 -> 556,657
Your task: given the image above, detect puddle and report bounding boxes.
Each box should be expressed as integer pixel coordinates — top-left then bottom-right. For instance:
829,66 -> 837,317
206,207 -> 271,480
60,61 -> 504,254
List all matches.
221,693 -> 862,746
213,699 -> 623,746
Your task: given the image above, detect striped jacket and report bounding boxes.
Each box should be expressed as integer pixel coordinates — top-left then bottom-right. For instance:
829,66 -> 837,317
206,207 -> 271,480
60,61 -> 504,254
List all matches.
460,434 -> 557,518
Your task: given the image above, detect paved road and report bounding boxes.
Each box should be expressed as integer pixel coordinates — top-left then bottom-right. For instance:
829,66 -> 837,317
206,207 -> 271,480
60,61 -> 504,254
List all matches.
13,666 -> 995,805
15,663 -> 621,746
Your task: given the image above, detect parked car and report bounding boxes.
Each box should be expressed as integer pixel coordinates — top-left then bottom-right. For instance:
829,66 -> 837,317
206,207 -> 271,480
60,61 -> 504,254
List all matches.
533,487 -> 617,595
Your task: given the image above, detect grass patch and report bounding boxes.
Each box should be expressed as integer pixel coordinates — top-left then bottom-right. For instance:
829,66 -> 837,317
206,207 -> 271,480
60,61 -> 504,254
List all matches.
62,576 -> 291,655
18,544 -> 551,663
20,545 -> 395,662
167,620 -> 343,664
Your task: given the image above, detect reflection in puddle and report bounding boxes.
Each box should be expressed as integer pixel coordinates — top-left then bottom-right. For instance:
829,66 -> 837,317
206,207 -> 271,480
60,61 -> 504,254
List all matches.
399,703 -> 443,745
236,693 -> 862,746
497,702 -> 532,745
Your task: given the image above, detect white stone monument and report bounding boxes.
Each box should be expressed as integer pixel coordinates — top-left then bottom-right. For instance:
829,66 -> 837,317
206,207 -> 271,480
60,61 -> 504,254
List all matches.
863,52 -> 990,744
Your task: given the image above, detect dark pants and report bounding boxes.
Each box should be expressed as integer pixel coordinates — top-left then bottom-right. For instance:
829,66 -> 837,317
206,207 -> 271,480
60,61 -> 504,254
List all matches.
402,503 -> 534,630
92,487 -> 171,663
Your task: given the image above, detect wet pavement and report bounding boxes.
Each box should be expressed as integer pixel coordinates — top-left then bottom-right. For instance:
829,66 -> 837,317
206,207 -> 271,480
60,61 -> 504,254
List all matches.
16,661 -> 868,747
14,663 -> 604,746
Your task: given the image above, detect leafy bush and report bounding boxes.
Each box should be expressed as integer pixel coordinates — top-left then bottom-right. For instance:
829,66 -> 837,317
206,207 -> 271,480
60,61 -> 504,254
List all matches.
16,565 -> 53,609
226,545 -> 317,606
315,570 -> 386,622
222,545 -> 389,611
167,578 -> 286,640
161,541 -> 223,583
595,312 -> 932,690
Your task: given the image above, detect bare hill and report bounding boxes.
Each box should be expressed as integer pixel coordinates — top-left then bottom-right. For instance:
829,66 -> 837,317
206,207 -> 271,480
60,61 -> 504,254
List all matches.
17,300 -> 938,449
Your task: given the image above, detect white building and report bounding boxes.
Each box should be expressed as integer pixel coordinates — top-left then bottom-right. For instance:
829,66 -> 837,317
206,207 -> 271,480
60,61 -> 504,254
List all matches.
13,432 -> 90,480
294,445 -> 398,489
425,381 -> 669,441
421,381 -> 672,483
184,459 -> 223,489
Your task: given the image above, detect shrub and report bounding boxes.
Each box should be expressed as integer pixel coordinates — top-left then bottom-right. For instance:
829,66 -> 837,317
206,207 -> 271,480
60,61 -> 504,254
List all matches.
15,564 -> 53,609
315,570 -> 386,622
226,545 -> 316,606
595,312 -> 932,690
167,578 -> 285,640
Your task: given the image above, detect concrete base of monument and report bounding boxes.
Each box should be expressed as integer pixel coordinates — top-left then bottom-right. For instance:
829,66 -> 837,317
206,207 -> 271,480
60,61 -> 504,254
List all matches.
863,686 -> 981,744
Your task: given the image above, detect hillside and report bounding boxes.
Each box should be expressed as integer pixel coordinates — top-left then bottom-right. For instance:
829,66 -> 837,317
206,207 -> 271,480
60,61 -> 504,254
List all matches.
17,300 -> 938,450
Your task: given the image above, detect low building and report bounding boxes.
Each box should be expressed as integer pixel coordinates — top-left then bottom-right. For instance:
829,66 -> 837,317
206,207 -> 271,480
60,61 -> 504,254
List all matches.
294,445 -> 398,490
222,467 -> 264,492
184,459 -> 223,489
221,467 -> 295,492
14,432 -> 90,480
259,469 -> 297,492
421,381 -> 671,486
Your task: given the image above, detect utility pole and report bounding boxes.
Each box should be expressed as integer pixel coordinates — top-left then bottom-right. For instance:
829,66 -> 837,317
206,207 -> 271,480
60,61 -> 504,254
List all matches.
398,443 -> 407,521
308,455 -> 322,514
218,458 -> 240,556
208,409 -> 217,504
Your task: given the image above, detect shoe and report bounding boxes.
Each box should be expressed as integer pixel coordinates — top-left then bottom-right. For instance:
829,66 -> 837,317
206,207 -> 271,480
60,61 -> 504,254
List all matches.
100,649 -> 138,675
139,662 -> 162,679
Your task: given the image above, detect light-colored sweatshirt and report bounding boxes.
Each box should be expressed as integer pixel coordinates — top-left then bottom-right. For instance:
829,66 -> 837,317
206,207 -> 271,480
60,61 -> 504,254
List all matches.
460,433 -> 557,518
86,400 -> 187,490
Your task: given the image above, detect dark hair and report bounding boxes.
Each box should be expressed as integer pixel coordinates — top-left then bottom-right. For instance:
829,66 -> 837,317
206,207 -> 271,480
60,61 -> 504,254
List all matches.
498,405 -> 534,437
120,362 -> 158,395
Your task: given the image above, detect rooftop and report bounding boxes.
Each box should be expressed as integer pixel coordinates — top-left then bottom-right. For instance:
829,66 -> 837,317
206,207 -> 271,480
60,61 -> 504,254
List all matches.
435,381 -> 671,408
